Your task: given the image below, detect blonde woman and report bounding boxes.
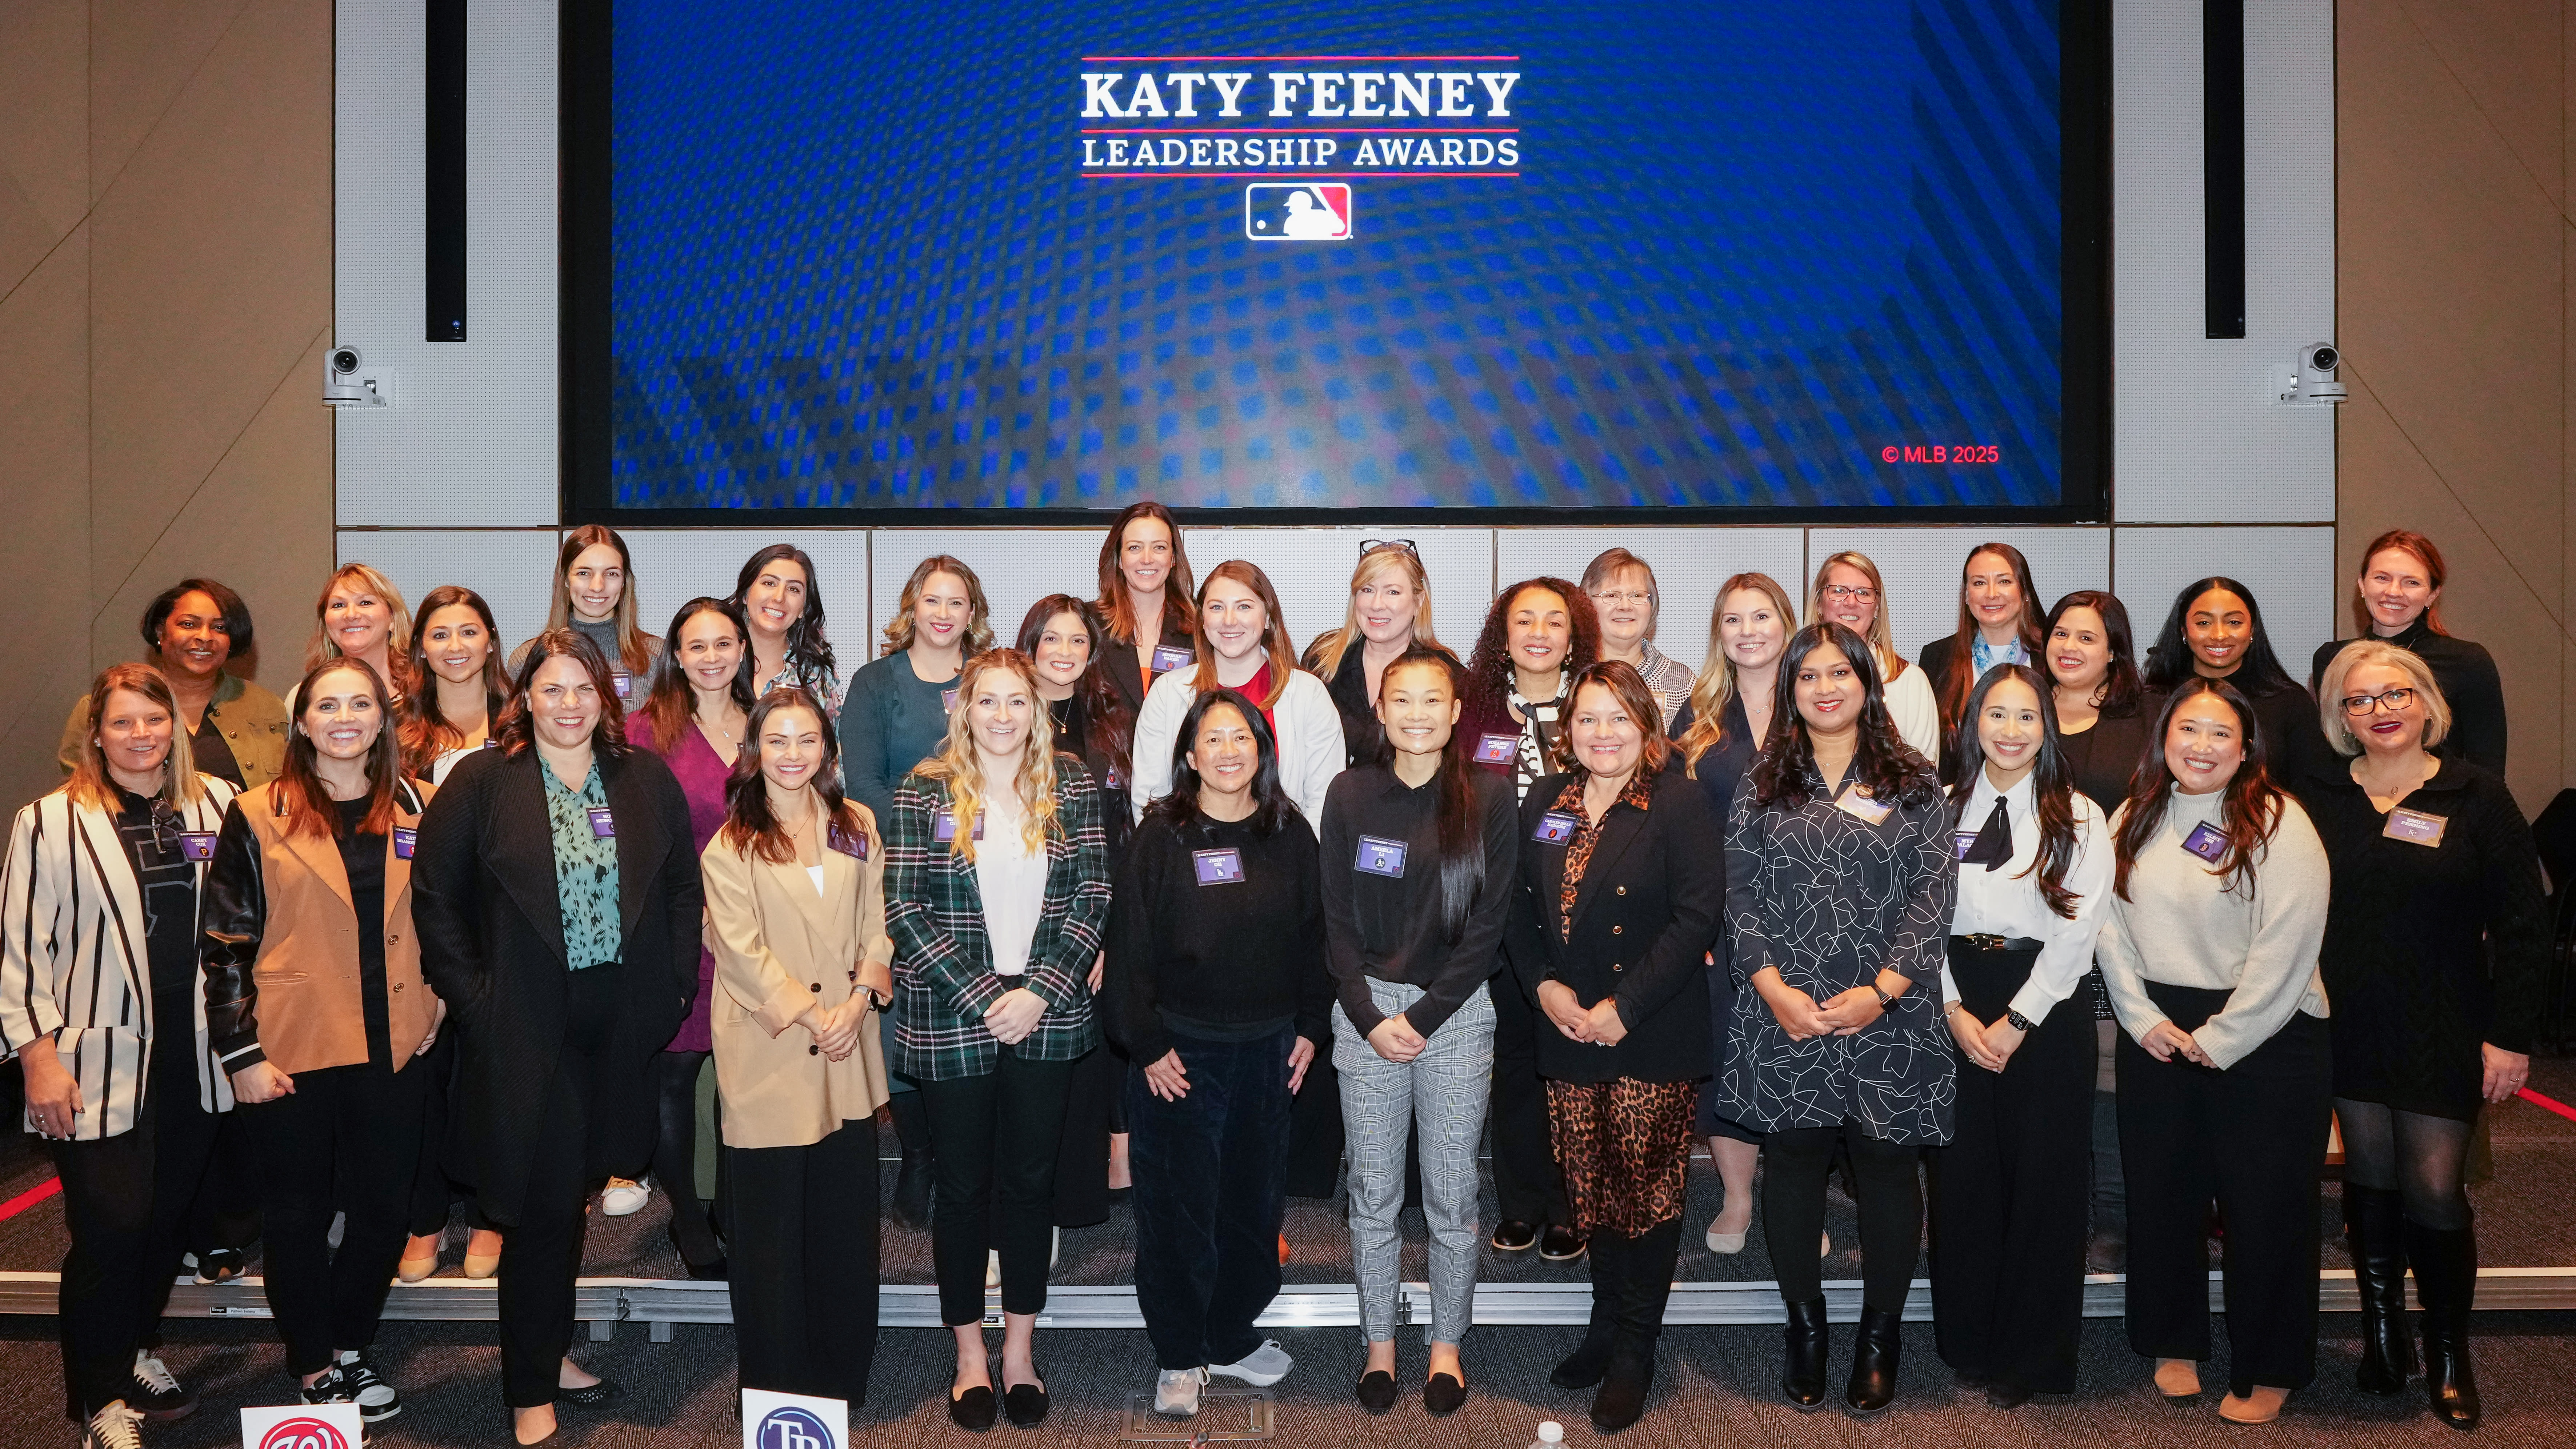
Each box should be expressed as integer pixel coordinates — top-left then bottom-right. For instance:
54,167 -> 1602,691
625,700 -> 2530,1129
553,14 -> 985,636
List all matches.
884,649 -> 1111,1431
507,525 -> 662,693
298,563 -> 416,712
1806,551 -> 1941,760
1581,547 -> 1693,726
3,664 -> 240,1447
1303,540 -> 1440,768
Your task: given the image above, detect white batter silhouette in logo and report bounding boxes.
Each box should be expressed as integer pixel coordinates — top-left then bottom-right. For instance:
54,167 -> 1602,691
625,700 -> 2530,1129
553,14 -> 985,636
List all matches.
1282,188 -> 1347,238
1245,182 -> 1353,241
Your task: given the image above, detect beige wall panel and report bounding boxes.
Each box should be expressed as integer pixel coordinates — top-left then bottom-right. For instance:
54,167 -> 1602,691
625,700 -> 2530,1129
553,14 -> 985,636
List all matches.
87,0 -> 330,596
0,230 -> 92,817
0,0 -> 87,280
87,0 -> 252,202
2400,0 -> 2564,210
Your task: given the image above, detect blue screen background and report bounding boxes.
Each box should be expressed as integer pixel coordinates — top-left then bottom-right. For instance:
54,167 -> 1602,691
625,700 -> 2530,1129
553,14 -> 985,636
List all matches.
609,0 -> 2065,512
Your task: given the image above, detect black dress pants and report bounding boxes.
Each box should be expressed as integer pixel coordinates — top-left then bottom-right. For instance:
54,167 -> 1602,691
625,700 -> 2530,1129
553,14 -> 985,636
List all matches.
407,1032 -> 488,1236
1487,973 -> 1568,1228
240,1057 -> 429,1375
917,1048 -> 1076,1325
723,1118 -> 881,1404
1927,944 -> 2093,1393
2117,983 -> 2331,1395
496,965 -> 626,1409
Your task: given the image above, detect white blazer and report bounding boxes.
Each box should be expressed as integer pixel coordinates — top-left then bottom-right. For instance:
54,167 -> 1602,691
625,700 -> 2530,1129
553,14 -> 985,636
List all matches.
1130,666 -> 1345,826
0,777 -> 240,1140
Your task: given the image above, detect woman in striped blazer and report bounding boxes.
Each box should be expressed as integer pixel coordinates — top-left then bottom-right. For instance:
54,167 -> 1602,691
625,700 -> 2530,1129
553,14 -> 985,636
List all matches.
1,663 -> 240,1449
884,647 -> 1111,1432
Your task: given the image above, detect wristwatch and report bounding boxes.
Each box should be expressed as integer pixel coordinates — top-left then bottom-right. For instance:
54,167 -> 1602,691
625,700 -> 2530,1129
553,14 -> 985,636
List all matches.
2005,1009 -> 2035,1033
1869,982 -> 1895,1010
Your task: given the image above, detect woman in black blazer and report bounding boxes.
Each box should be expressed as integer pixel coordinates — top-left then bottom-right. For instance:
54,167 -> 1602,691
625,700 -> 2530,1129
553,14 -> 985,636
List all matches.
1506,661 -> 1725,1434
1917,542 -> 2047,771
412,629 -> 701,1446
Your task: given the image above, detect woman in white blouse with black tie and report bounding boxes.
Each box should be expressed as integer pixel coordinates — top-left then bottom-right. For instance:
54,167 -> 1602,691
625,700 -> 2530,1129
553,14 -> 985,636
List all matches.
1928,664 -> 2114,1410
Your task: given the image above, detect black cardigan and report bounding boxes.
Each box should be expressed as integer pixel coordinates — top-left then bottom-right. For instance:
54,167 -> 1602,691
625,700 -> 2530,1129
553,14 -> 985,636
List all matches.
1503,768 -> 1725,1085
2308,620 -> 2508,776
410,746 -> 701,1223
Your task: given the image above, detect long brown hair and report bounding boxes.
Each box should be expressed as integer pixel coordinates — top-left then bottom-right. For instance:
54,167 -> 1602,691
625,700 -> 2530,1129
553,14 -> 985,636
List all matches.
1464,577 -> 1600,716
1093,501 -> 1198,647
913,649 -> 1061,861
1933,542 -> 2046,725
1016,595 -> 1132,779
2111,678 -> 2284,900
1946,664 -> 2083,919
640,598 -> 756,755
1678,571 -> 1797,774
881,554 -> 994,657
277,658 -> 403,840
1749,622 -> 1937,810
1189,561 -> 1299,709
719,687 -> 866,865
2349,528 -> 2449,637
402,585 -> 510,769
494,629 -> 633,759
545,525 -> 657,675
67,664 -> 205,812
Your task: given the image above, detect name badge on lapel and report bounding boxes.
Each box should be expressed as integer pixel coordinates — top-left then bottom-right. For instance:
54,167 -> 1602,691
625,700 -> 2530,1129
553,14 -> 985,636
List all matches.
587,806 -> 617,838
178,831 -> 219,862
1104,766 -> 1127,791
392,827 -> 417,860
830,825 -> 869,861
1149,644 -> 1195,674
1355,836 -> 1408,877
611,672 -> 633,700
1951,830 -> 1980,861
2383,807 -> 2447,848
1193,848 -> 1245,885
2180,821 -> 2228,862
941,687 -> 960,713
1834,787 -> 1894,825
1473,733 -> 1518,765
482,736 -> 501,749
1533,811 -> 1580,844
932,807 -> 983,842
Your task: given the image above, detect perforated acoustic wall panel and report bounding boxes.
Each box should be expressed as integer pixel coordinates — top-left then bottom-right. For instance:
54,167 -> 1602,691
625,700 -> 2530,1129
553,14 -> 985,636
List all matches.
1808,528 -> 2114,660
870,531 -> 1103,660
337,530 -> 562,652
2110,525 -> 2336,673
1496,529 -> 1806,667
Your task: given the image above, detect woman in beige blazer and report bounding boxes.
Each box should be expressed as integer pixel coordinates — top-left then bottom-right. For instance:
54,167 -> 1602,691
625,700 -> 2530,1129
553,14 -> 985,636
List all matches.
704,684 -> 894,1406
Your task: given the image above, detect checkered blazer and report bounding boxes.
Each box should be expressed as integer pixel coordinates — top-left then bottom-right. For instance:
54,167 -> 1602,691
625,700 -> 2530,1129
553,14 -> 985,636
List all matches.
884,757 -> 1108,1081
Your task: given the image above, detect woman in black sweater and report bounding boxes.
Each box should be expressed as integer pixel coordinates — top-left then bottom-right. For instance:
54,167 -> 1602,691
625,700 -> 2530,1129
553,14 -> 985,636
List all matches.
2140,578 -> 2329,793
1102,688 -> 1329,1420
2307,530 -> 2505,775
1507,661 -> 1726,1434
2299,641 -> 2547,1429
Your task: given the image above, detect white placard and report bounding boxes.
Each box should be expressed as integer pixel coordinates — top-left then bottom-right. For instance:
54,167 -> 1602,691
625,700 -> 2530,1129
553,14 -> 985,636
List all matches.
743,1388 -> 849,1449
240,1403 -> 365,1449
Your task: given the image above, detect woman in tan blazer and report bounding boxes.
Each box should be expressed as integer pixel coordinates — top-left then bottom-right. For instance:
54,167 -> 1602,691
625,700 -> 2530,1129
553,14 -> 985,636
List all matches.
703,684 -> 894,1406
199,657 -> 443,1425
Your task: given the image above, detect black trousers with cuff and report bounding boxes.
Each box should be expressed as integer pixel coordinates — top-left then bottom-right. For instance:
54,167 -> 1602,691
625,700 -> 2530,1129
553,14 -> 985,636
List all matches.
917,1048 -> 1076,1326
240,1055 -> 429,1376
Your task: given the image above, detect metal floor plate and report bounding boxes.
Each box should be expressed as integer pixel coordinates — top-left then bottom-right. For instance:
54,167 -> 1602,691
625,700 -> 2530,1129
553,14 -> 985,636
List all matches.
1119,1388 -> 1274,1441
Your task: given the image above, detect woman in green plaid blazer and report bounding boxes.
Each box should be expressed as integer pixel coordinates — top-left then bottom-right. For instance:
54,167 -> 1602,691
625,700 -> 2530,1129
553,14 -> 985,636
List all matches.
883,648 -> 1111,1431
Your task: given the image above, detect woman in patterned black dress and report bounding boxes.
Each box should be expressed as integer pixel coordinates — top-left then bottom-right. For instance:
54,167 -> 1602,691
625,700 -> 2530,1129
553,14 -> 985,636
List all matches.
1717,622 -> 1956,1416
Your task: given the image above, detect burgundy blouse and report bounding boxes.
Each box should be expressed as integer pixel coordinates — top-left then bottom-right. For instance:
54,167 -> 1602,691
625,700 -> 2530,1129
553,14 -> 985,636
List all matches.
648,721 -> 734,1053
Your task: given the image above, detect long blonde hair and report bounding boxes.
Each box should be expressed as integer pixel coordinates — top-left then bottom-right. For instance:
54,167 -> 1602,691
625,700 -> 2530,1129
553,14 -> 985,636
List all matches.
881,555 -> 995,657
68,664 -> 206,812
912,649 -> 1060,862
1804,550 -> 1908,679
1305,544 -> 1438,678
544,525 -> 657,675
305,562 -> 417,684
1679,572 -> 1798,773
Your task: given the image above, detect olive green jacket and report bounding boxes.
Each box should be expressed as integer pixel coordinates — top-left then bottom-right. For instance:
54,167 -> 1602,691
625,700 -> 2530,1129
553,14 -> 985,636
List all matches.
59,671 -> 290,789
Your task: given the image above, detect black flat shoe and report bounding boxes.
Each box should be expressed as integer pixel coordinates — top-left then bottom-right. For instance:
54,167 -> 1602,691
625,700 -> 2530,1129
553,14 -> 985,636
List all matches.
1355,1370 -> 1399,1413
1552,1332 -> 1615,1390
192,1247 -> 249,1285
1985,1379 -> 2033,1410
1539,1225 -> 1588,1262
668,1222 -> 728,1281
1954,1369 -> 1994,1389
1423,1373 -> 1467,1416
1490,1220 -> 1537,1252
949,1383 -> 997,1432
1001,1378 -> 1049,1428
554,1377 -> 624,1408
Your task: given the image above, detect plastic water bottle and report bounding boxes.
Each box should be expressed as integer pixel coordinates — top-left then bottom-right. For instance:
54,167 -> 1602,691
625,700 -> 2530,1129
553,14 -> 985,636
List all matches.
1529,1422 -> 1565,1449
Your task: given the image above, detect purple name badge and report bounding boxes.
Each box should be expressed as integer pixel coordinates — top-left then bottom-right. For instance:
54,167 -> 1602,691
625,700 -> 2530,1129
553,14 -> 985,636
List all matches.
1192,848 -> 1245,885
2383,807 -> 2448,848
392,826 -> 417,860
1952,830 -> 1980,861
178,831 -> 219,862
941,687 -> 960,713
932,807 -> 983,843
1473,733 -> 1518,765
1105,766 -> 1127,790
1150,644 -> 1195,674
611,672 -> 633,700
1355,835 -> 1408,878
830,825 -> 869,861
482,737 -> 501,749
2180,821 -> 2228,863
1534,811 -> 1580,844
587,806 -> 617,838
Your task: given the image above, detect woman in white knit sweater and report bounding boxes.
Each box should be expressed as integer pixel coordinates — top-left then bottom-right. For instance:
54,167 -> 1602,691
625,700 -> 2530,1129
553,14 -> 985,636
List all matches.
1130,562 -> 1345,825
2096,677 -> 2329,1428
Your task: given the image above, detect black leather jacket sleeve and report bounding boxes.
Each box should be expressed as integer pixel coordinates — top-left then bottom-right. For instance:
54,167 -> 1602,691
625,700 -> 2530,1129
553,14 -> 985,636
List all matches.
199,801 -> 268,1072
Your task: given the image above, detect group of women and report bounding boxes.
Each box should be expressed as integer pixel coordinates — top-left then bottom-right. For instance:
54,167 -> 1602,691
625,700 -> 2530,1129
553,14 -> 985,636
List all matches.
0,514 -> 2545,1446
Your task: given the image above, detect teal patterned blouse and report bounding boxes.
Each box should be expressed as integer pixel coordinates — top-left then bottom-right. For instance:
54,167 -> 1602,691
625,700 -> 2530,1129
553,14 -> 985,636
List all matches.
543,760 -> 623,970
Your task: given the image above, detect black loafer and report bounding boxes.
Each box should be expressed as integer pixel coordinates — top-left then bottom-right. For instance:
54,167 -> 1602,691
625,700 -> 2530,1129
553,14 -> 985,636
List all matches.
1424,1373 -> 1467,1416
949,1384 -> 997,1431
1355,1370 -> 1399,1413
1539,1225 -> 1588,1262
193,1247 -> 249,1285
555,1377 -> 624,1408
1985,1379 -> 2034,1410
1490,1220 -> 1538,1252
1002,1378 -> 1049,1428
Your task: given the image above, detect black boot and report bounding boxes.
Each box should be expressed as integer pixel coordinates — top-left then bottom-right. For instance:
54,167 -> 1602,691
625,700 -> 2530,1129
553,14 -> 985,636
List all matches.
1845,1305 -> 1902,1414
2345,1186 -> 2414,1395
1590,1220 -> 1677,1433
1553,1232 -> 1620,1390
1781,1298 -> 1831,1408
888,1092 -> 934,1230
2407,1218 -> 2481,1431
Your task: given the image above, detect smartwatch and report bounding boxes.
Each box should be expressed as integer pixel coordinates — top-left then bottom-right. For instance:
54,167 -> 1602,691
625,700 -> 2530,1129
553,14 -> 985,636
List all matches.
2005,1008 -> 2035,1033
1869,982 -> 1895,1011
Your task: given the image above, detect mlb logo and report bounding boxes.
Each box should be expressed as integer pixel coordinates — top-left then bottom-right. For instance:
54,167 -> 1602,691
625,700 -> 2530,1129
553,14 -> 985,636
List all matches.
1245,183 -> 1352,241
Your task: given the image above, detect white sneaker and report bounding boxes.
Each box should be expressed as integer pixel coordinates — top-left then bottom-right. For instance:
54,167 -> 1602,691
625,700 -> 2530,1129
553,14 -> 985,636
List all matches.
1208,1339 -> 1292,1387
600,1178 -> 650,1217
80,1402 -> 144,1449
1153,1366 -> 1207,1417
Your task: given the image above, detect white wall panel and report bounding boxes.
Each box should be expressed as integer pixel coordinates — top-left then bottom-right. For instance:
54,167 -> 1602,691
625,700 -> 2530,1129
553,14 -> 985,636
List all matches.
2111,526 -> 2336,676
337,530 -> 561,658
617,532 -> 871,672
1495,528 -> 1805,670
1809,528 -> 2113,660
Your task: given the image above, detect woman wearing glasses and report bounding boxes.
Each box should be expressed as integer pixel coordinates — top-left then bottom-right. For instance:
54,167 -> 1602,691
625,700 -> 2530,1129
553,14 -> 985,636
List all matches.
1303,540 -> 1441,769
2295,643 -> 2547,1429
1581,548 -> 1693,728
2306,531 -> 2506,774
1805,552 -> 1941,760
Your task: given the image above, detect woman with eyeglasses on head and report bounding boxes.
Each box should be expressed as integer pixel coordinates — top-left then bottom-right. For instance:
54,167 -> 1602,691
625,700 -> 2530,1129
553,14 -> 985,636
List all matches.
59,580 -> 287,792
507,526 -> 661,702
2307,531 -> 2505,775
199,658 -> 440,1425
402,586 -> 511,786
1094,502 -> 1201,720
298,564 -> 416,715
2292,643 -> 2545,1429
5,664 -> 240,1449
1920,544 -> 2046,761
884,649 -> 1112,1432
1582,549 -> 1694,728
2140,577 -> 2332,794
2096,679 -> 2330,1426
702,684 -> 893,1409
1805,551 -> 1941,760
1926,664 -> 2114,1410
1303,540 -> 1441,769
1718,621 -> 1953,1416
732,544 -> 843,716
1105,688 -> 1329,1418
1459,578 -> 1602,1264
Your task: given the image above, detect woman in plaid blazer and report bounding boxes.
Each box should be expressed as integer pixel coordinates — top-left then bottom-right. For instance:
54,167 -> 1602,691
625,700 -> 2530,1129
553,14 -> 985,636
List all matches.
884,648 -> 1111,1432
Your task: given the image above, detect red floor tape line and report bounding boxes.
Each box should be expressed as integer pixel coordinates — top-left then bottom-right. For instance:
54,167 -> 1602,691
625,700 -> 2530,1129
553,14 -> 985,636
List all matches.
2518,1087 -> 2576,1123
0,1178 -> 62,1222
